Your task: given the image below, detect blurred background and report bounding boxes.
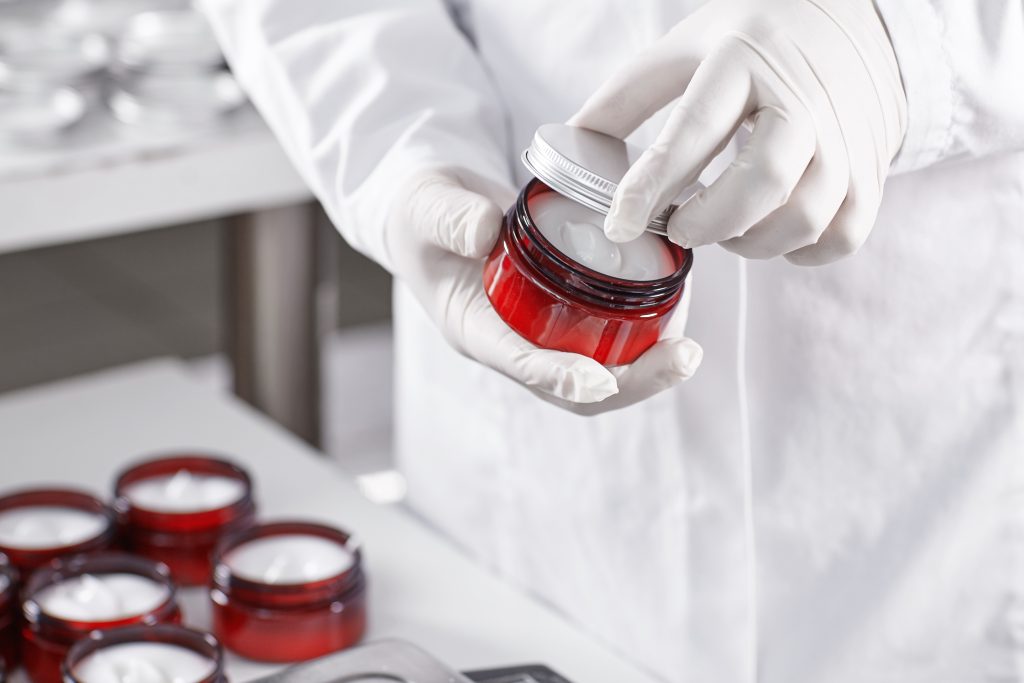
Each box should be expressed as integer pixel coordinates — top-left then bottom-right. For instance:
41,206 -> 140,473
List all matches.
0,0 -> 401,499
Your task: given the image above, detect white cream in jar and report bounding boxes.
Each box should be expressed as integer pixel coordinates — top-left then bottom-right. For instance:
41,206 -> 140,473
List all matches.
0,506 -> 107,549
529,192 -> 675,281
72,642 -> 216,683
35,573 -> 169,622
122,470 -> 247,513
223,534 -> 354,584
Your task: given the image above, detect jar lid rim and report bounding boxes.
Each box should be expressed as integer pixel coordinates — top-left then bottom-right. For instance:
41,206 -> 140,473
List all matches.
522,123 -> 701,234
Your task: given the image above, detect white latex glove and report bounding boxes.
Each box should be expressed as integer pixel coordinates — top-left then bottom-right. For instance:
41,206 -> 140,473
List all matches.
388,168 -> 703,412
570,0 -> 907,265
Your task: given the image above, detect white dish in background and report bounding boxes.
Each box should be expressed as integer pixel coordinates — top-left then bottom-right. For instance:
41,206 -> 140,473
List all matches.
115,9 -> 224,73
0,86 -> 86,145
108,70 -> 244,129
0,29 -> 109,89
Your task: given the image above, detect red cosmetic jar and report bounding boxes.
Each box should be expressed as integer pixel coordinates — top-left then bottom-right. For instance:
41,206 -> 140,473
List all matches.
0,561 -> 17,671
210,521 -> 366,662
484,179 -> 691,365
21,553 -> 181,683
113,455 -> 256,586
0,490 -> 116,575
62,626 -> 227,683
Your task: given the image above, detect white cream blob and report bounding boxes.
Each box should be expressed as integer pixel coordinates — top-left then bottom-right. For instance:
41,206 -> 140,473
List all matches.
529,192 -> 676,281
35,573 -> 169,622
73,642 -> 216,683
224,534 -> 354,585
0,506 -> 107,549
123,470 -> 246,513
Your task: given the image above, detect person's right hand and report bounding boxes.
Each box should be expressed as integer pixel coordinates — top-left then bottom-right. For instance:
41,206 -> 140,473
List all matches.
385,168 -> 703,413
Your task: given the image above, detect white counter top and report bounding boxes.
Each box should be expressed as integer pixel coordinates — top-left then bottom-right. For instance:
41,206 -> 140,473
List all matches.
0,106 -> 311,255
0,360 -> 659,683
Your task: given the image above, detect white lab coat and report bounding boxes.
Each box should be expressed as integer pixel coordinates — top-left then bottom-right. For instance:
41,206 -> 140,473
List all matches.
198,1 -> 1024,680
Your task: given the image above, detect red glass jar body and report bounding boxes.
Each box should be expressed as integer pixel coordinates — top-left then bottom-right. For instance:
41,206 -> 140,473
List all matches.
484,179 -> 691,366
0,490 -> 116,575
210,522 -> 366,663
62,625 -> 227,683
21,553 -> 181,683
0,563 -> 17,671
114,455 -> 257,586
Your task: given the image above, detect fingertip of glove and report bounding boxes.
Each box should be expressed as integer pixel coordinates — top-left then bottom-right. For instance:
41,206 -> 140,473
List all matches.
456,198 -> 504,258
669,338 -> 703,378
465,204 -> 504,257
603,215 -> 647,244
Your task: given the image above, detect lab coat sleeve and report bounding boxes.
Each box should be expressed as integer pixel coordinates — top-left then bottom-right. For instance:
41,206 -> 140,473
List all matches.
195,0 -> 512,272
873,0 -> 1024,173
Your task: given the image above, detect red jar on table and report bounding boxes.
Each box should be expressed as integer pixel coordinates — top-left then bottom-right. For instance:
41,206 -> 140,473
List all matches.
210,521 -> 366,662
114,454 -> 256,586
21,553 -> 181,683
62,625 -> 227,683
0,490 -> 116,576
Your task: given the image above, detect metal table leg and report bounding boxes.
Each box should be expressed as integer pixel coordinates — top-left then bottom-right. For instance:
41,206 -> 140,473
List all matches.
226,202 -> 321,446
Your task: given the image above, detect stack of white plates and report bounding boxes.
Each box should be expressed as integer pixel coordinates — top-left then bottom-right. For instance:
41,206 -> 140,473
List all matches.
0,27 -> 111,144
108,9 -> 244,130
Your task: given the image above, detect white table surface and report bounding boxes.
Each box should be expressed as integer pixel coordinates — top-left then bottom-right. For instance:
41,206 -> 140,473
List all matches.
0,105 -> 311,255
0,360 -> 659,683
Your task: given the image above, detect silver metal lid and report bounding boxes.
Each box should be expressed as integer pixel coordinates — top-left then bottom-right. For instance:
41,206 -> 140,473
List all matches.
522,123 -> 700,236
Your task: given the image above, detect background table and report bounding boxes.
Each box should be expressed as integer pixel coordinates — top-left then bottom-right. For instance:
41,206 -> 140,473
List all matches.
0,360 -> 660,683
2,99 -> 325,445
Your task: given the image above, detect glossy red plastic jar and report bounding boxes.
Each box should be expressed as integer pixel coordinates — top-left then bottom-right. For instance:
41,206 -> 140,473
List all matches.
62,625 -> 227,683
0,561 -> 17,672
113,455 -> 256,586
21,553 -> 181,683
210,521 -> 366,662
0,490 -> 116,576
484,179 -> 692,365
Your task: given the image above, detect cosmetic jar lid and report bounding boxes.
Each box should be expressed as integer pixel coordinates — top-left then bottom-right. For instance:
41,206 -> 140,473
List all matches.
522,123 -> 701,236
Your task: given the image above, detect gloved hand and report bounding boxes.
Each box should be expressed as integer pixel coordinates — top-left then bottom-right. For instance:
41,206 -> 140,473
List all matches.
386,168 -> 703,413
570,0 -> 907,265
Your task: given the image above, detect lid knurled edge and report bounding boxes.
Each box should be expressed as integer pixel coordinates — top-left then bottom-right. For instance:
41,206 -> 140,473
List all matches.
523,132 -> 676,236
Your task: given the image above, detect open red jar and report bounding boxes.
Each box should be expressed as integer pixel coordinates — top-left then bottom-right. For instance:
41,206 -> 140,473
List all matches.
210,521 -> 366,662
0,561 -> 17,672
63,625 -> 226,683
484,124 -> 696,366
21,553 -> 181,683
0,490 -> 116,575
113,454 -> 256,586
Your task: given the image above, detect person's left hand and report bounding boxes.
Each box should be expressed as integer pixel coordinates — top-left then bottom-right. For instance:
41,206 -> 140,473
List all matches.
570,0 -> 907,265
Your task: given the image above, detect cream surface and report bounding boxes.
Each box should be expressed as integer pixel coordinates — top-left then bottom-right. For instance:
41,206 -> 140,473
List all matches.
73,642 -> 215,683
0,506 -> 107,549
529,192 -> 675,280
224,534 -> 354,584
36,573 -> 169,622
123,470 -> 246,513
